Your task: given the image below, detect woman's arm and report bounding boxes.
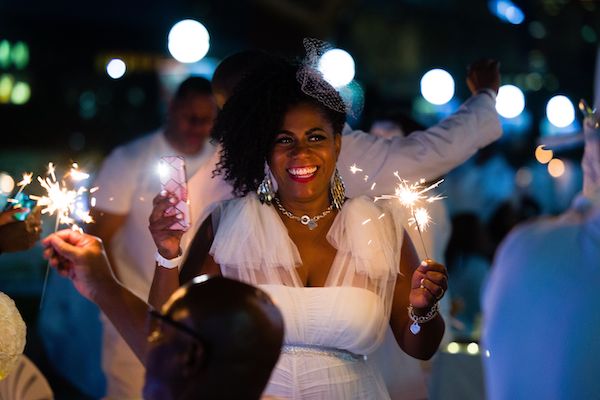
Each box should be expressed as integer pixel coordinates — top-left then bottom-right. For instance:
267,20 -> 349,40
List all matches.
43,230 -> 151,363
148,192 -> 221,308
179,216 -> 221,286
389,230 -> 447,360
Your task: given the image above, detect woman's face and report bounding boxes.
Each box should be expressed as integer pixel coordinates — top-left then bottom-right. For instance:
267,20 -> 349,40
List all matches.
269,102 -> 341,205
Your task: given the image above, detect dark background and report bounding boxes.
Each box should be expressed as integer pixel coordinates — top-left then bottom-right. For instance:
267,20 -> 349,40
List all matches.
0,0 -> 598,154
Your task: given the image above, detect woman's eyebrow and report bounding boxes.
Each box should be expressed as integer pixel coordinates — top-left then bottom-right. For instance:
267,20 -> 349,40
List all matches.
275,127 -> 327,135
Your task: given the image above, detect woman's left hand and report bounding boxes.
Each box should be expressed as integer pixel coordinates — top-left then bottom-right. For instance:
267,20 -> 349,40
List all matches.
409,259 -> 448,311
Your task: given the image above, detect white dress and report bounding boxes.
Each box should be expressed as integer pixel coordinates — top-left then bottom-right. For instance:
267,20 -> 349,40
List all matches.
210,195 -> 407,399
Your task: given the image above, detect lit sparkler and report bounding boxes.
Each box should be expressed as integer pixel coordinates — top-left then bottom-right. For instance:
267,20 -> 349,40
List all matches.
375,172 -> 445,259
30,162 -> 94,309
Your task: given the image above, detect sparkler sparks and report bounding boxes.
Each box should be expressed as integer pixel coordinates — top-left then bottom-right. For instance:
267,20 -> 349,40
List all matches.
7,172 -> 34,202
30,174 -> 92,227
349,164 -> 363,174
30,162 -> 94,309
375,173 -> 445,259
17,172 -> 33,188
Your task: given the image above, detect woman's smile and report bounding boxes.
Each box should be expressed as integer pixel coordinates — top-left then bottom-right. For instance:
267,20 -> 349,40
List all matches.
287,165 -> 319,183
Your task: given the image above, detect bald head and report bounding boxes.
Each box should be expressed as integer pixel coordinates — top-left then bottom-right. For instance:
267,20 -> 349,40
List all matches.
144,276 -> 284,400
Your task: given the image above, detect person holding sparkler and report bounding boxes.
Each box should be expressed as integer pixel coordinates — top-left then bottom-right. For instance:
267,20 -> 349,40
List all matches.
148,55 -> 448,399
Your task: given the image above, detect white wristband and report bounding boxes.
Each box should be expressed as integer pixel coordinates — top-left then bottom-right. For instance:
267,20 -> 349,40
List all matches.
155,251 -> 182,269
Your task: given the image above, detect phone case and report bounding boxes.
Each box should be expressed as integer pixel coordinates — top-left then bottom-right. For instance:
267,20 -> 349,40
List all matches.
159,156 -> 190,231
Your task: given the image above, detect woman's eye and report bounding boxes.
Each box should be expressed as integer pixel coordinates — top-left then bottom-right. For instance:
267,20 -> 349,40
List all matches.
308,134 -> 326,142
275,136 -> 292,144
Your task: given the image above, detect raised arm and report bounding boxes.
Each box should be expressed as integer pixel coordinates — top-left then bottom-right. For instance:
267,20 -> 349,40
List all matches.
389,230 -> 448,360
147,192 -> 220,309
340,59 -> 501,197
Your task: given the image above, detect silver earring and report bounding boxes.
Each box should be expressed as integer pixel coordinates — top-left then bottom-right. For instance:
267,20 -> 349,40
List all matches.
257,166 -> 275,205
330,168 -> 346,209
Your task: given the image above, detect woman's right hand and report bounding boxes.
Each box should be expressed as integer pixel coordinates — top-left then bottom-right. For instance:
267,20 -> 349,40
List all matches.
149,191 -> 185,259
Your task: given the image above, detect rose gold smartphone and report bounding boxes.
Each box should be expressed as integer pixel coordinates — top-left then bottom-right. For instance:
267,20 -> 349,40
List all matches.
158,156 -> 190,231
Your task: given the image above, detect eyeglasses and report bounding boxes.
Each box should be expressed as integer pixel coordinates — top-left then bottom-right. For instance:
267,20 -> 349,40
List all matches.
148,309 -> 204,344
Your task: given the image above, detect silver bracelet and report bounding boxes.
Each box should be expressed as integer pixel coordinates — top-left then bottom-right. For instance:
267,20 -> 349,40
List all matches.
407,302 -> 439,335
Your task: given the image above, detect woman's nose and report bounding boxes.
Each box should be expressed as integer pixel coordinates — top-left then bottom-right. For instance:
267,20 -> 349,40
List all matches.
289,141 -> 309,157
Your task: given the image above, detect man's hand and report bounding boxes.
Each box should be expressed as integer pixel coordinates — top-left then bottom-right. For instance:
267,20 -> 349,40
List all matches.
42,230 -> 117,302
0,208 -> 41,253
467,59 -> 500,95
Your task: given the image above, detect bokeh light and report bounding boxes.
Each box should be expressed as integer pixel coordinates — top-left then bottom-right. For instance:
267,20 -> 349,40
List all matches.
0,40 -> 10,69
489,0 -> 525,24
0,172 -> 15,194
11,42 -> 29,69
528,21 -> 546,39
318,48 -> 355,88
10,81 -> 30,104
467,342 -> 480,355
106,58 -> 126,79
581,25 -> 597,44
496,84 -> 525,118
0,74 -> 14,103
420,69 -> 455,105
447,342 -> 460,354
546,95 -> 575,128
548,158 -> 565,178
79,91 -> 97,119
535,145 -> 553,164
515,166 -> 533,188
168,20 -> 210,63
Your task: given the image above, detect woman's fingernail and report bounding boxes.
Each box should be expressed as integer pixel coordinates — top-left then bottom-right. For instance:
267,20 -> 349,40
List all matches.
169,197 -> 177,204
160,190 -> 167,197
421,261 -> 428,267
176,213 -> 183,220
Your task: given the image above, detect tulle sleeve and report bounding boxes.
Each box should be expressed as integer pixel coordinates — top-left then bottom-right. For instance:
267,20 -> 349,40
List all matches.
209,195 -> 303,286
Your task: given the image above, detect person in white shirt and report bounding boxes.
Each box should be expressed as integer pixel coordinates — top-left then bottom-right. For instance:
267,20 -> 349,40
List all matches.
89,77 -> 224,399
482,114 -> 600,400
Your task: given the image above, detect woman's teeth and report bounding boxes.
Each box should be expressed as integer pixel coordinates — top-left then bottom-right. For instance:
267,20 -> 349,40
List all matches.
287,166 -> 317,177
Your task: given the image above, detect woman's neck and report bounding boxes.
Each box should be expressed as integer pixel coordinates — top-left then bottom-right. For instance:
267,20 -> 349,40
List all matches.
276,194 -> 331,217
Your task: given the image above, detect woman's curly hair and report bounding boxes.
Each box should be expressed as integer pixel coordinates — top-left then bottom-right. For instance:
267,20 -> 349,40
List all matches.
213,57 -> 346,196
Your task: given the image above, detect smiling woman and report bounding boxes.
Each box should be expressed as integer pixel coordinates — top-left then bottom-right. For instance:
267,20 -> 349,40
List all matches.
148,55 -> 449,400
